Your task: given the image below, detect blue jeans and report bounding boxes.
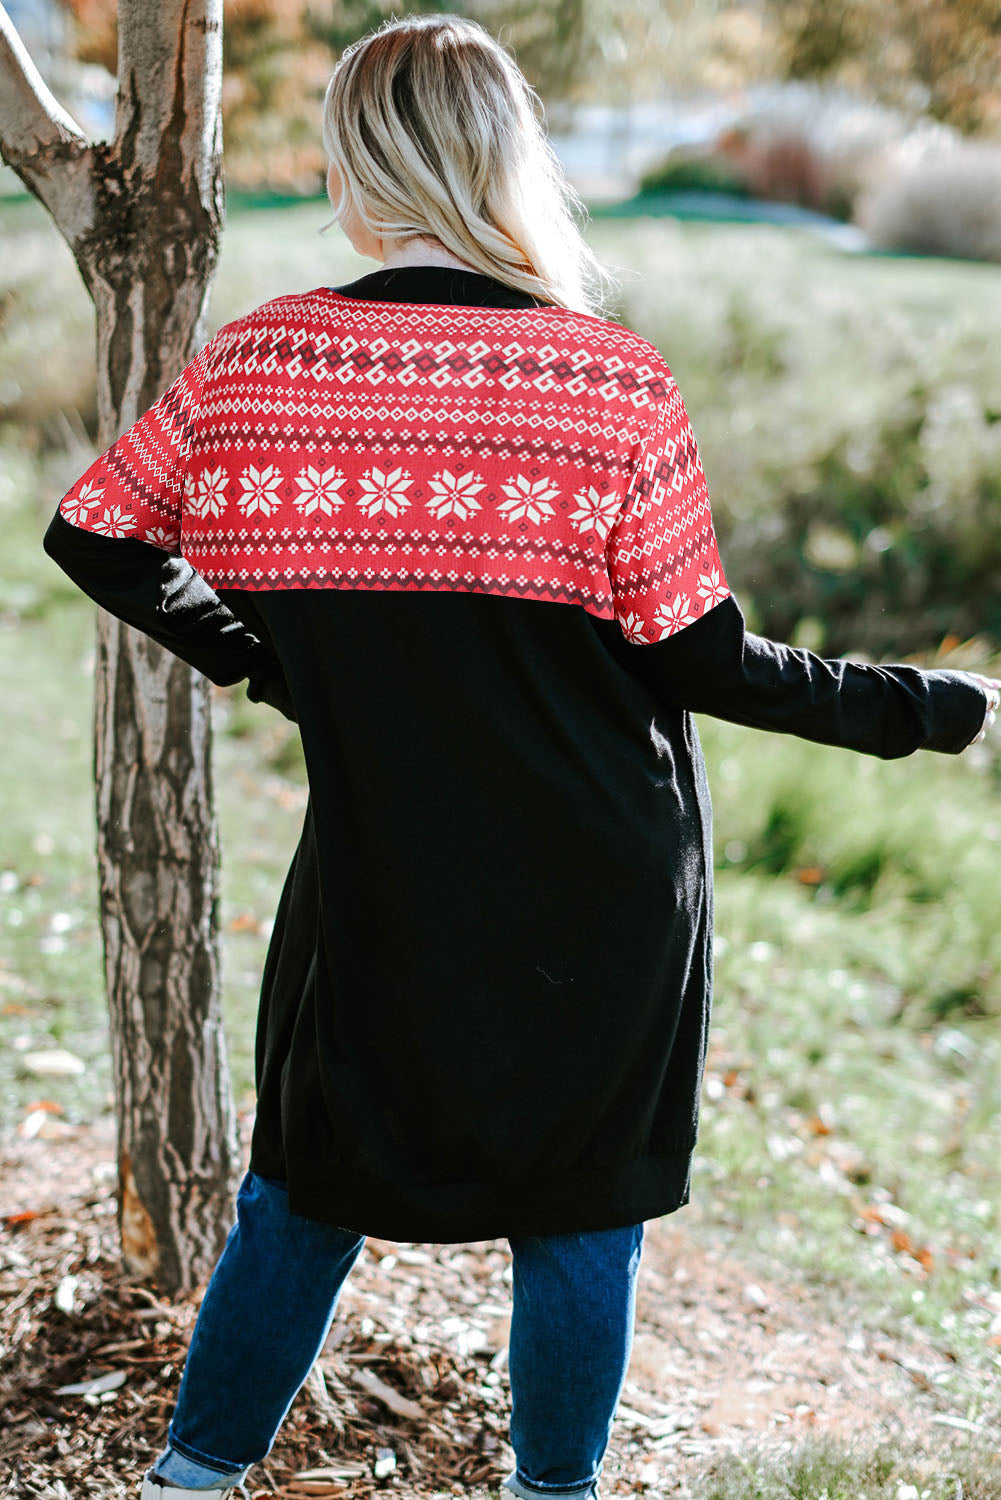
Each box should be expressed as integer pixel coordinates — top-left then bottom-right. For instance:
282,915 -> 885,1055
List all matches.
151,1170 -> 644,1500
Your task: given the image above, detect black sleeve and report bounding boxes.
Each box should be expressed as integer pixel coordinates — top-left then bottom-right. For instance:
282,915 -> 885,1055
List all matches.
42,510 -> 297,723
616,593 -> 987,758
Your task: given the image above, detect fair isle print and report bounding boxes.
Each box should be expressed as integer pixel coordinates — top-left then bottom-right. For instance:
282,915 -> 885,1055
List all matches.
603,383 -> 730,640
426,469 -> 485,521
56,288 -> 730,642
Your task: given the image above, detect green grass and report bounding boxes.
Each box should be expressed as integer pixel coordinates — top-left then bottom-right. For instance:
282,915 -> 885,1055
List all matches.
686,1426 -> 1001,1499
3,204 -> 1001,1453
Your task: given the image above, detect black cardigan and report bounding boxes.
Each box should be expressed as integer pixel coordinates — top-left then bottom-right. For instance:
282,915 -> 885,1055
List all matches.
41,263 -> 989,1243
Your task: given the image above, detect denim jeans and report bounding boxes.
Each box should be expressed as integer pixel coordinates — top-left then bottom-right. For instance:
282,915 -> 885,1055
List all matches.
150,1170 -> 644,1500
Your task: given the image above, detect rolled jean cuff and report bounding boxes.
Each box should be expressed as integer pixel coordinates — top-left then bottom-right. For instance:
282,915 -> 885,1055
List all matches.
502,1468 -> 597,1500
156,1435 -> 251,1490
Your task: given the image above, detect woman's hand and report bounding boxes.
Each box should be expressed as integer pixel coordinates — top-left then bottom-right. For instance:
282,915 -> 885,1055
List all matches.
966,672 -> 1001,744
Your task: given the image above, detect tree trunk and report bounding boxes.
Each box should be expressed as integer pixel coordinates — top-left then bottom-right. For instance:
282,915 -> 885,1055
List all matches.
95,616 -> 237,1291
0,0 -> 239,1291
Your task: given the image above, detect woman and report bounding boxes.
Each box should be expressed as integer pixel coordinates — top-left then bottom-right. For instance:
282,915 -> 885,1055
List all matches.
43,14 -> 1000,1500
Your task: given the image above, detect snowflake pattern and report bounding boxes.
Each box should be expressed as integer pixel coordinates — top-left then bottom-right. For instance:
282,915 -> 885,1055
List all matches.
189,466 -> 230,519
90,505 -> 137,539
51,296 -> 730,637
696,566 -> 727,608
357,465 -> 413,519
618,612 -> 648,645
62,481 -> 104,528
497,473 -> 559,526
425,468 -> 486,522
144,526 -> 179,551
237,464 -> 285,518
293,465 -> 348,517
653,595 -> 698,639
568,485 -> 620,541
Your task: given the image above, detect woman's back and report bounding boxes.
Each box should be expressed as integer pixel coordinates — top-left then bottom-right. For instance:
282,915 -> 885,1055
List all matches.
206,263 -> 719,1240
179,265 -> 721,629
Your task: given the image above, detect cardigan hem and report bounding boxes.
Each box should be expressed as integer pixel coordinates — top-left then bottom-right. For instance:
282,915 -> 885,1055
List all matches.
257,1144 -> 697,1243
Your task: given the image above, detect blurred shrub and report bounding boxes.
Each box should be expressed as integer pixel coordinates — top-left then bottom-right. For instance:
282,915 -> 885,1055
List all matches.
714,122 -> 859,220
638,123 -> 864,221
763,0 -> 1001,137
856,142 -> 1001,264
653,84 -> 965,225
638,151 -> 751,198
0,243 -> 96,444
704,708 -> 1001,1021
720,382 -> 1001,658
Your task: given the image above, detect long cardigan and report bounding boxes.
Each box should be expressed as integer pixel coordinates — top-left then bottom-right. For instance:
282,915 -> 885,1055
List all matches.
43,263 -> 988,1242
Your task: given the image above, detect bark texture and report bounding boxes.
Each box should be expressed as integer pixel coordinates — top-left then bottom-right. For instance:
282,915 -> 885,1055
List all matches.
0,0 -> 239,1291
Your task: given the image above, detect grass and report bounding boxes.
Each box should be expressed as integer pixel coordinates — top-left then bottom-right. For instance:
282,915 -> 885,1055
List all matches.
685,1426 -> 1001,1499
3,201 -> 1001,1483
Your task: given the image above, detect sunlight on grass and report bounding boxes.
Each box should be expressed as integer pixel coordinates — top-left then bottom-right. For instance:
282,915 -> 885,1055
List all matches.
687,1425 -> 1001,1499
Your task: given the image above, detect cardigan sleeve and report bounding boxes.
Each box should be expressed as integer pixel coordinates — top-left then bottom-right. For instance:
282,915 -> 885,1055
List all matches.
42,511 -> 297,721
604,380 -> 731,644
603,374 -> 986,757
614,591 -> 987,758
55,337 -> 221,550
43,328 -> 296,720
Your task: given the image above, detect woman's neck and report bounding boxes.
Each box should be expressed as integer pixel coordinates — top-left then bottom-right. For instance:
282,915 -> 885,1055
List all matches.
378,235 -> 478,273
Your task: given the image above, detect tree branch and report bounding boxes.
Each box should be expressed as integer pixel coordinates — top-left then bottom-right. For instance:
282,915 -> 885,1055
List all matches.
0,3 -> 96,242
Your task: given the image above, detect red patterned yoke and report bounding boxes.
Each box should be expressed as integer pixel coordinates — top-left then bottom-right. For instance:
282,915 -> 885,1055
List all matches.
59,288 -> 730,643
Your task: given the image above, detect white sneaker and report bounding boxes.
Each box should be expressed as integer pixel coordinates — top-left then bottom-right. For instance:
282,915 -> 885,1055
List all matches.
140,1470 -> 250,1500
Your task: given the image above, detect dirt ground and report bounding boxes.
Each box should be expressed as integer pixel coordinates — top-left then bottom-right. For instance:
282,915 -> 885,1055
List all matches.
0,1112 -> 989,1499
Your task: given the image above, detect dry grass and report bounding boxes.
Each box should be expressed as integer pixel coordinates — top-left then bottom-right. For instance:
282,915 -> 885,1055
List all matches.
857,141 -> 1001,263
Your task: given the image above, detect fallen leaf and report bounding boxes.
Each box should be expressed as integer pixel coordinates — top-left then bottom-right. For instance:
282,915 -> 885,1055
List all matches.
3,1210 -> 41,1226
228,913 -> 261,934
347,1365 -> 425,1420
55,1369 -> 127,1397
21,1049 -> 85,1078
284,1485 -> 345,1497
373,1448 -> 396,1479
292,1467 -> 367,1482
54,1275 -> 79,1314
18,1110 -> 49,1140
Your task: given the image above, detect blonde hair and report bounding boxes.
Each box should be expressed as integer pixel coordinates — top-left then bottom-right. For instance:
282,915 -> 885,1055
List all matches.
319,13 -> 622,317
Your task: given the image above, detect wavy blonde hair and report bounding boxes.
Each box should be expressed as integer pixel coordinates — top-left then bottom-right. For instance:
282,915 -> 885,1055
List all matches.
319,13 -> 622,316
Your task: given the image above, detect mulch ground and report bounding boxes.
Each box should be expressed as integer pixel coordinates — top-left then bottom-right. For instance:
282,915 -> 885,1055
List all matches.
0,1185 -> 516,1499
3,1111 -> 999,1500
0,1113 -> 659,1500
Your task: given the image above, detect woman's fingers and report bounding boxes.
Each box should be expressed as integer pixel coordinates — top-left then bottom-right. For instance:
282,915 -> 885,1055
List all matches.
967,672 -> 1001,741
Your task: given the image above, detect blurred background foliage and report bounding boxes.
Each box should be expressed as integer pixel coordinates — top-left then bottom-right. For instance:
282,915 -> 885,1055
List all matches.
19,0 -> 996,271
52,0 -> 1001,189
